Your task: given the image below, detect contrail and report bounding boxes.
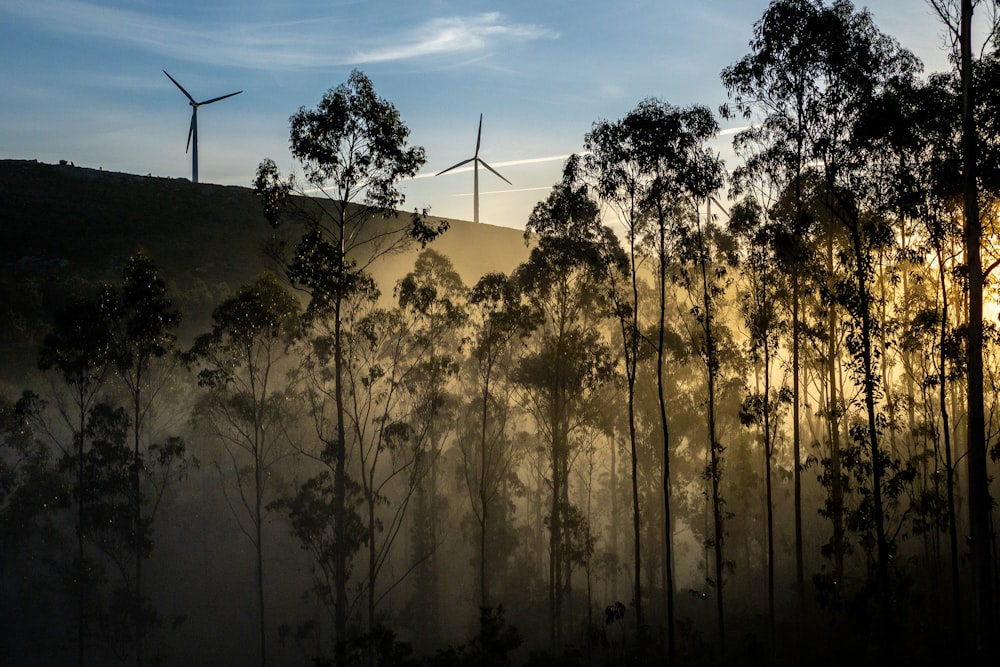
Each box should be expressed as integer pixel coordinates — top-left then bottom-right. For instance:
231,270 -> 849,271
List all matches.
451,186 -> 554,197
412,152 -> 582,180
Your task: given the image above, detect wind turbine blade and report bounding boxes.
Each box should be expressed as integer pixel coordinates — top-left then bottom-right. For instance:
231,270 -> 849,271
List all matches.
478,159 -> 512,185
186,112 -> 195,154
163,70 -> 196,104
475,113 -> 483,157
709,195 -> 730,217
435,157 -> 475,176
200,90 -> 243,106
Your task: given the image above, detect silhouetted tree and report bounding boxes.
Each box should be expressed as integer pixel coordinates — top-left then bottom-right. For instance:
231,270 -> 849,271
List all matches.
397,249 -> 466,645
104,251 -> 181,667
253,69 -> 445,662
461,271 -> 525,610
512,156 -> 616,643
0,390 -> 64,663
190,273 -> 301,667
731,197 -> 792,649
723,0 -> 830,604
38,289 -> 115,667
927,3 -> 997,661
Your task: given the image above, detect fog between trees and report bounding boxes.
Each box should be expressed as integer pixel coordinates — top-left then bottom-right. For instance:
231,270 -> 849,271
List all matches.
3,1 -> 1000,665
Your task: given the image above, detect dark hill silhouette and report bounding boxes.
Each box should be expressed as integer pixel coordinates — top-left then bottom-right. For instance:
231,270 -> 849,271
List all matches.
0,159 -> 531,378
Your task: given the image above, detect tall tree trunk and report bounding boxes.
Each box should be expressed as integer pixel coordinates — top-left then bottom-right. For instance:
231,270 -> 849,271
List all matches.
256,466 -> 266,667
333,263 -> 348,667
845,222 -> 890,636
763,302 -> 775,650
698,202 -> 726,652
827,217 -> 845,585
479,375 -> 491,609
792,97 -> 806,611
77,395 -> 86,667
938,244 -> 963,652
626,231 -> 644,636
133,375 -> 143,667
656,217 -> 675,663
549,384 -> 563,644
792,272 -> 804,601
961,2 -> 995,662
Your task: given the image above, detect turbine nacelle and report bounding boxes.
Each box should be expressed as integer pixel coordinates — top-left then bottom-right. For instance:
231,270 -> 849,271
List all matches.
163,70 -> 242,183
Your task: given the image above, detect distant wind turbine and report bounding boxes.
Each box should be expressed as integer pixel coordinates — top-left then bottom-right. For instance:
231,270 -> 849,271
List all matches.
163,70 -> 242,183
435,114 -> 511,224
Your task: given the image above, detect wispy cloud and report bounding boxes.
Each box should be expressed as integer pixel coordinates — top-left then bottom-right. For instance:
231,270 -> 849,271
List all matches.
2,1 -> 557,70
351,13 -> 557,63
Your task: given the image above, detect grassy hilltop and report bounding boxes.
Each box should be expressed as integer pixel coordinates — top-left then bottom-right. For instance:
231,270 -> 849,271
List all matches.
0,159 -> 530,378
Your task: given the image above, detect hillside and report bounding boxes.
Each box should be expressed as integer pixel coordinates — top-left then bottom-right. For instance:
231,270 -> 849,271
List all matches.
0,159 -> 532,377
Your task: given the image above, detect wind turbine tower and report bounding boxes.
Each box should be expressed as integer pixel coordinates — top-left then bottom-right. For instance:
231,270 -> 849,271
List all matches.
436,114 -> 511,224
163,71 -> 242,183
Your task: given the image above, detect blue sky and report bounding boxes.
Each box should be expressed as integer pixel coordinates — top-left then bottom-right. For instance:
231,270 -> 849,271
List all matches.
0,0 -> 963,229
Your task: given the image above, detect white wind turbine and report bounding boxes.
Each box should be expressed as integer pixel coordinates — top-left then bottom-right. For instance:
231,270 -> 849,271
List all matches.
435,114 -> 511,224
163,71 -> 242,183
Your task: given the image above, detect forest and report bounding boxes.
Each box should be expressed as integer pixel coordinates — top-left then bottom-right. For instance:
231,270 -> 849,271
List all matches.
3,0 -> 1000,665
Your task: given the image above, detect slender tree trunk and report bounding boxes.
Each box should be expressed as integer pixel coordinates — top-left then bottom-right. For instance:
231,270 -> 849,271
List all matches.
549,384 -> 563,644
479,375 -> 490,608
256,482 -> 266,667
253,387 -> 267,667
792,103 -> 806,611
626,232 -> 644,637
763,304 -> 775,650
133,379 -> 144,667
938,245 -> 963,652
961,3 -> 995,662
369,486 -> 376,634
792,272 -> 804,601
333,272 -> 348,667
78,397 -> 86,667
657,249 -> 675,663
846,224 -> 890,635
827,218 -> 845,584
698,202 -> 725,652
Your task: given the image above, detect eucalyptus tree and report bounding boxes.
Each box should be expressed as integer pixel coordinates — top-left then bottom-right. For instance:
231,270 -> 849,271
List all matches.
190,273 -> 301,667
38,288 -> 115,667
590,103 -> 730,650
511,156 -> 617,643
582,113 -> 647,635
0,390 -> 63,663
461,270 -> 526,609
396,249 -> 466,644
730,197 -> 791,646
253,69 -> 445,658
75,402 -> 189,666
726,0 -> 923,632
104,251 -> 181,667
878,47 -> 1000,656
340,297 -> 428,635
722,0 -> 828,599
807,4 -> 921,630
585,98 -> 724,659
926,4 -> 999,656
675,193 -> 735,653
